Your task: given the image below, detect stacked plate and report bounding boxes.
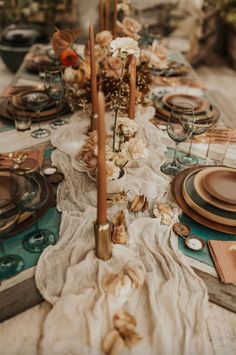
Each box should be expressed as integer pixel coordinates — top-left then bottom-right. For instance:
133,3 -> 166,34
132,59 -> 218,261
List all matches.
0,87 -> 69,122
25,50 -> 58,74
0,170 -> 53,236
154,93 -> 220,124
171,166 -> 236,234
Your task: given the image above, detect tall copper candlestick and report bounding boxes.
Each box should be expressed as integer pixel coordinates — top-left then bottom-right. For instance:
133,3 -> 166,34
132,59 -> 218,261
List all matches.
99,0 -> 104,31
89,24 -> 98,130
95,91 -> 112,261
128,56 -> 137,119
113,0 -> 118,38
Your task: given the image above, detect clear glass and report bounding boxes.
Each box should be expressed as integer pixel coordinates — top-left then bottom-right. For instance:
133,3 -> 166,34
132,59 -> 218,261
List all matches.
0,209 -> 24,281
160,102 -> 194,176
44,69 -> 67,129
11,171 -> 56,253
204,124 -> 233,165
13,109 -> 32,132
178,117 -> 216,166
21,91 -> 51,139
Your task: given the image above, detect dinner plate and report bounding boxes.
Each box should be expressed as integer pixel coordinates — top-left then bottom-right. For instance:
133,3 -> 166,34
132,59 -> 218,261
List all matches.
182,170 -> 236,226
194,168 -> 236,212
0,97 -> 69,122
163,94 -> 210,113
203,167 -> 236,205
154,97 -> 220,123
171,166 -> 236,234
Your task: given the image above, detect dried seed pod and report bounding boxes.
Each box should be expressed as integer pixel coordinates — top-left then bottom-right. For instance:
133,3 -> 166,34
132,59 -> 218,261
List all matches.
103,272 -> 124,296
112,211 -> 128,245
124,266 -> 145,288
112,225 -> 129,244
119,327 -> 142,348
130,195 -> 149,212
102,329 -> 124,355
153,201 -> 174,225
113,310 -> 137,331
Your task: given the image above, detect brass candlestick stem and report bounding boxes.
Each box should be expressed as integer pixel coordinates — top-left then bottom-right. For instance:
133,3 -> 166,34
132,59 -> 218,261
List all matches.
94,221 -> 112,260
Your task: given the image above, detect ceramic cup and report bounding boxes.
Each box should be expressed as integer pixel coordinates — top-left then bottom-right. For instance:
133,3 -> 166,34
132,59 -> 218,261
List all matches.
87,168 -> 126,194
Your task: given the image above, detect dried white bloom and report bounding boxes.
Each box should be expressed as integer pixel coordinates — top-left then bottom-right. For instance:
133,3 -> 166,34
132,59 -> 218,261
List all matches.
117,116 -> 137,137
122,138 -> 148,160
64,67 -> 76,82
110,37 -> 140,58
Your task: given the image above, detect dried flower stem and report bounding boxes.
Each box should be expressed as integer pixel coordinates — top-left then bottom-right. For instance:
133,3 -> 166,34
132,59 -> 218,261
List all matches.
113,59 -> 125,152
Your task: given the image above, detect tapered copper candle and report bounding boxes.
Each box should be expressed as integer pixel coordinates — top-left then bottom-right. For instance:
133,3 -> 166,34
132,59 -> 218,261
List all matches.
128,56 -> 137,119
113,0 -> 118,38
97,91 -> 107,224
89,24 -> 98,117
99,0 -> 104,31
104,0 -> 110,30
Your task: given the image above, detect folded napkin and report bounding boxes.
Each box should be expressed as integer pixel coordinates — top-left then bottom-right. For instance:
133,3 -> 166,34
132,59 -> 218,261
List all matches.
208,240 -> 236,284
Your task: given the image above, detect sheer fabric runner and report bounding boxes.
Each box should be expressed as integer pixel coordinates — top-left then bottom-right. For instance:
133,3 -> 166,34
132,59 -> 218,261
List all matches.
1,108 -> 213,355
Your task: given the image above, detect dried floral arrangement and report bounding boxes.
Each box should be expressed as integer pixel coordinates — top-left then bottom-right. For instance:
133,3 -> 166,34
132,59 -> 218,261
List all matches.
53,16 -> 169,113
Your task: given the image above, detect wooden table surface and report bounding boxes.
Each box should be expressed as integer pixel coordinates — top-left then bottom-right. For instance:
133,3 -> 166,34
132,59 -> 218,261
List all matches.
0,44 -> 235,354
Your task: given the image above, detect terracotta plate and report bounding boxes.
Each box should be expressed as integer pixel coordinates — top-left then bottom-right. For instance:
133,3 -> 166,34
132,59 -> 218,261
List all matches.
163,93 -> 209,113
203,167 -> 236,205
171,166 -> 236,234
183,170 -> 236,226
194,168 -> 236,212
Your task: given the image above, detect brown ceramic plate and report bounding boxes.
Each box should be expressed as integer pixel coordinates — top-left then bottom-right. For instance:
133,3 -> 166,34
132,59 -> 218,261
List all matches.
194,168 -> 236,212
203,167 -> 236,205
155,99 -> 220,123
163,93 -> 209,113
1,97 -> 69,122
171,166 -> 236,234
182,170 -> 236,226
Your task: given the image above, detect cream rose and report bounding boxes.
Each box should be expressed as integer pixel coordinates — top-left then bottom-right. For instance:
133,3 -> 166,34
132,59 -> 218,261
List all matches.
110,37 -> 140,58
96,31 -> 113,48
64,67 -> 76,82
122,137 -> 148,160
104,56 -> 123,79
117,116 -> 137,137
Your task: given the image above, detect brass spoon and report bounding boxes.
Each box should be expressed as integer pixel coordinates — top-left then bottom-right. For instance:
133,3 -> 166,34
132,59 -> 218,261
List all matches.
173,222 -> 205,251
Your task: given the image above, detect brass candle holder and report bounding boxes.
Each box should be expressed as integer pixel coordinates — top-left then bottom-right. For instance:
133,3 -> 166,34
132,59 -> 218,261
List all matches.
94,220 -> 112,260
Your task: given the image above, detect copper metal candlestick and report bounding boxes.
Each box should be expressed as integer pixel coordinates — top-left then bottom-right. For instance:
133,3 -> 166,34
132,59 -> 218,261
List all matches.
94,221 -> 112,260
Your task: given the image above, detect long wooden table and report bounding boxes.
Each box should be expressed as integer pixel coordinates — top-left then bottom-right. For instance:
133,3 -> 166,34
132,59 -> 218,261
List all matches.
0,44 -> 236,354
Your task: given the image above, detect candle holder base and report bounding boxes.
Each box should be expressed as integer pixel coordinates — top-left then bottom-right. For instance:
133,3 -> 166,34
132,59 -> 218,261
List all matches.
94,221 -> 112,260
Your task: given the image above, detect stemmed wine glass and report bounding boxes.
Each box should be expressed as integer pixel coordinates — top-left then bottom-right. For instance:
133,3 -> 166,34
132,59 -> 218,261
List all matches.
44,69 -> 67,129
21,90 -> 51,139
11,171 -> 56,253
0,210 -> 25,280
160,102 -> 194,176
178,116 -> 216,166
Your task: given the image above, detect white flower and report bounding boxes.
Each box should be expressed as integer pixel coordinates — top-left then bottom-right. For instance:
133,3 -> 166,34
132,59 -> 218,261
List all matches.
117,116 -> 137,137
122,137 -> 148,160
113,150 -> 128,167
110,37 -> 140,58
106,161 -> 121,180
64,67 -> 76,82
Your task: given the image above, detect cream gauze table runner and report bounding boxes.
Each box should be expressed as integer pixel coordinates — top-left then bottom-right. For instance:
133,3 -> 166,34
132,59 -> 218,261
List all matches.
0,107 -> 213,355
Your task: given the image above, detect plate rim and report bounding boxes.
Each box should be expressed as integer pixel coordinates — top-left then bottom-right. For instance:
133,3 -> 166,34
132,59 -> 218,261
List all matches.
203,168 -> 236,205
